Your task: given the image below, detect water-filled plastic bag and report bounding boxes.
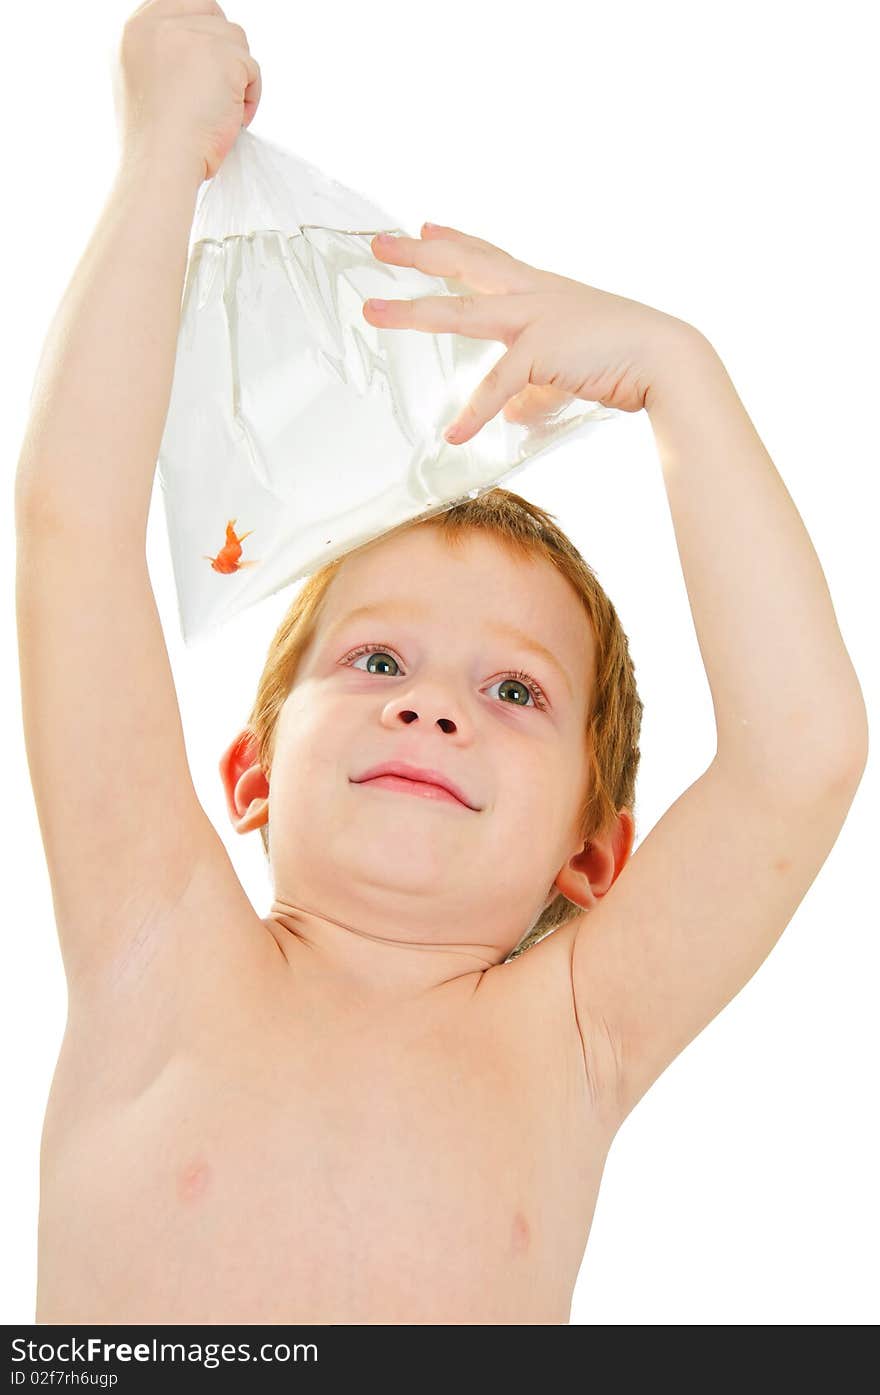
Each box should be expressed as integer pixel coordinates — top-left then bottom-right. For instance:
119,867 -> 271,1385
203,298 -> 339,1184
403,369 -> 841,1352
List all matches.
156,128 -> 619,643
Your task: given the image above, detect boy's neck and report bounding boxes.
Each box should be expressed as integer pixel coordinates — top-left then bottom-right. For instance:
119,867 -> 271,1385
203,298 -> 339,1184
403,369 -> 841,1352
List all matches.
263,898 -> 500,1001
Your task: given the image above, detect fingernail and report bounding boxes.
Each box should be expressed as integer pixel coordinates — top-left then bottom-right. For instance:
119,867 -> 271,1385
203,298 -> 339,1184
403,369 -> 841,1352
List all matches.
444,423 -> 461,443
375,232 -> 395,244
367,299 -> 389,310
423,222 -> 439,231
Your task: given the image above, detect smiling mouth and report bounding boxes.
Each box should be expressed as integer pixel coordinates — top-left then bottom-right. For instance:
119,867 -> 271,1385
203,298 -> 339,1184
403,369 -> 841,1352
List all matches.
353,774 -> 472,808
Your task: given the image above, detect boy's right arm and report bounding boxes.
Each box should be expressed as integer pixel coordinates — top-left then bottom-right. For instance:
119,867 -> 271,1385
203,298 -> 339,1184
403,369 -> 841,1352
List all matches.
15,148 -> 243,991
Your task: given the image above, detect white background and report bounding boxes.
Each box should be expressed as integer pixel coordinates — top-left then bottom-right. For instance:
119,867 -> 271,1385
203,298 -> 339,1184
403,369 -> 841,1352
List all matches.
3,0 -> 877,1326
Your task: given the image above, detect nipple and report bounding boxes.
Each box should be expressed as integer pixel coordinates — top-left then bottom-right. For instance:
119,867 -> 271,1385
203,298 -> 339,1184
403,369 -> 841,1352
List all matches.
177,1158 -> 212,1204
511,1209 -> 531,1255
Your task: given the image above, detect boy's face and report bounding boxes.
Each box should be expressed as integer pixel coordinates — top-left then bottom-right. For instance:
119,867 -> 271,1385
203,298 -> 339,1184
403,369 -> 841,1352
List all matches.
233,526 -> 596,960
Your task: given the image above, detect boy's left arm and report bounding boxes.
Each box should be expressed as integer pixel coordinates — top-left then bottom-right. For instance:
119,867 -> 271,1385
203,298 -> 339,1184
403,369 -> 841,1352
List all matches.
571,333 -> 869,1123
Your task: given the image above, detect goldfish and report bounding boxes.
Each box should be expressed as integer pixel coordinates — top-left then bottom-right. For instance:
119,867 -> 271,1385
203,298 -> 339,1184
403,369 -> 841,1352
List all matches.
202,519 -> 260,575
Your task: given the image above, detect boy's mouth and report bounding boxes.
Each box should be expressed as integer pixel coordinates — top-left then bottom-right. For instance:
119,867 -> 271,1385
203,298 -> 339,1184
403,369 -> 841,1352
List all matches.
350,761 -> 481,810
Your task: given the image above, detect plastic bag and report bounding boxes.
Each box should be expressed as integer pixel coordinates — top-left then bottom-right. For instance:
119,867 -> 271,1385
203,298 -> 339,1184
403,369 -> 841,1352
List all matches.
156,128 -> 619,644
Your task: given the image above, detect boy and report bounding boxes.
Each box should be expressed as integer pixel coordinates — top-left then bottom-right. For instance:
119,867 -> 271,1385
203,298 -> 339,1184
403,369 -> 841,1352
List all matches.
15,0 -> 868,1324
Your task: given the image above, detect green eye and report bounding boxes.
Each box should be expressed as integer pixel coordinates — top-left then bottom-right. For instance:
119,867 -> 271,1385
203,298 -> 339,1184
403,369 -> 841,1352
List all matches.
359,650 -> 399,676
493,677 -> 533,707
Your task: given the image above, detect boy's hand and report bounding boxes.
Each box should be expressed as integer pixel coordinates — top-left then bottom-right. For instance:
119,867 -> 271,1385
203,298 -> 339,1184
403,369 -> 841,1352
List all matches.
113,0 -> 262,184
365,224 -> 699,443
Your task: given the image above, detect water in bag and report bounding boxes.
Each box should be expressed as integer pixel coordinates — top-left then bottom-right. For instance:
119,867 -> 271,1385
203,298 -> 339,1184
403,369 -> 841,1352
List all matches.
156,129 -> 619,644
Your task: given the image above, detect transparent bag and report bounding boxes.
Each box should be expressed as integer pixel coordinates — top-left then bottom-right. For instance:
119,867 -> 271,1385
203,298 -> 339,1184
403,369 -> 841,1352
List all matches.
156,128 -> 619,644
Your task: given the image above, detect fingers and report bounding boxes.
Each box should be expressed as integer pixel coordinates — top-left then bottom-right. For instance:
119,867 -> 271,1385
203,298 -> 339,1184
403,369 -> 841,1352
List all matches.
442,337 -> 536,445
421,222 -> 516,261
371,230 -> 471,284
363,291 -> 531,344
173,12 -> 260,121
240,53 -> 261,122
370,227 -> 539,296
128,1 -> 227,16
365,224 -> 547,443
176,14 -> 248,42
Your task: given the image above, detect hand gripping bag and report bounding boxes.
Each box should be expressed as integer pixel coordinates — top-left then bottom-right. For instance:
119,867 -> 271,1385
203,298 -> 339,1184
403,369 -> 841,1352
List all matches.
156,128 -> 620,643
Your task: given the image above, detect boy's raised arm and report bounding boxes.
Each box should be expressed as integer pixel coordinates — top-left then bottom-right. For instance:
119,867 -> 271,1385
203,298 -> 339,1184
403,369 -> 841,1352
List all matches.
571,337 -> 869,1123
16,144 -> 201,525
14,145 -> 230,991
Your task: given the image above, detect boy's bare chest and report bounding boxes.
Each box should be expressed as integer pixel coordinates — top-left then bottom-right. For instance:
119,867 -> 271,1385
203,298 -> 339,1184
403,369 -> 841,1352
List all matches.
37,927 -> 611,1324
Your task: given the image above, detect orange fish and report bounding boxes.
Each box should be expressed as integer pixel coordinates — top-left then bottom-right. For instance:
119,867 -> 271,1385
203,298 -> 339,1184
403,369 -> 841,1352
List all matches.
202,519 -> 260,574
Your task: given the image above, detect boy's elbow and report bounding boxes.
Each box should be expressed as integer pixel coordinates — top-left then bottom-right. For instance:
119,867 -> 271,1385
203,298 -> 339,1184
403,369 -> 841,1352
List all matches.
790,683 -> 869,794
833,682 -> 870,781
839,725 -> 869,788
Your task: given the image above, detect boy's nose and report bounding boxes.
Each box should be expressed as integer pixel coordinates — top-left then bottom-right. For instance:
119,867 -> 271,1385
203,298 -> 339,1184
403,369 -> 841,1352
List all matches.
396,708 -> 457,734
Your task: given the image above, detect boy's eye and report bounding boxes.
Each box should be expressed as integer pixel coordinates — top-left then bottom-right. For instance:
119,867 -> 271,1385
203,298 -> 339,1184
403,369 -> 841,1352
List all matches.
340,644 -> 548,711
489,675 -> 542,709
350,648 -> 401,678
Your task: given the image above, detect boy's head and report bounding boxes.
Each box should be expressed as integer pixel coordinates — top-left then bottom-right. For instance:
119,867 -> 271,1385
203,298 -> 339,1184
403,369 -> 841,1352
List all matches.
219,488 -> 642,961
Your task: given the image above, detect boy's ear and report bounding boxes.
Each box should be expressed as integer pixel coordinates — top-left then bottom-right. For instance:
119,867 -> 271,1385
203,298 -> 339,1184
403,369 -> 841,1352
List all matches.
218,728 -> 269,834
551,808 -> 636,912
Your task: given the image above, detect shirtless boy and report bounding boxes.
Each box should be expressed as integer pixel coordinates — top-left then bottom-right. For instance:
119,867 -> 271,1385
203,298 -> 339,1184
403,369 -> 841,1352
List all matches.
14,0 -> 868,1325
